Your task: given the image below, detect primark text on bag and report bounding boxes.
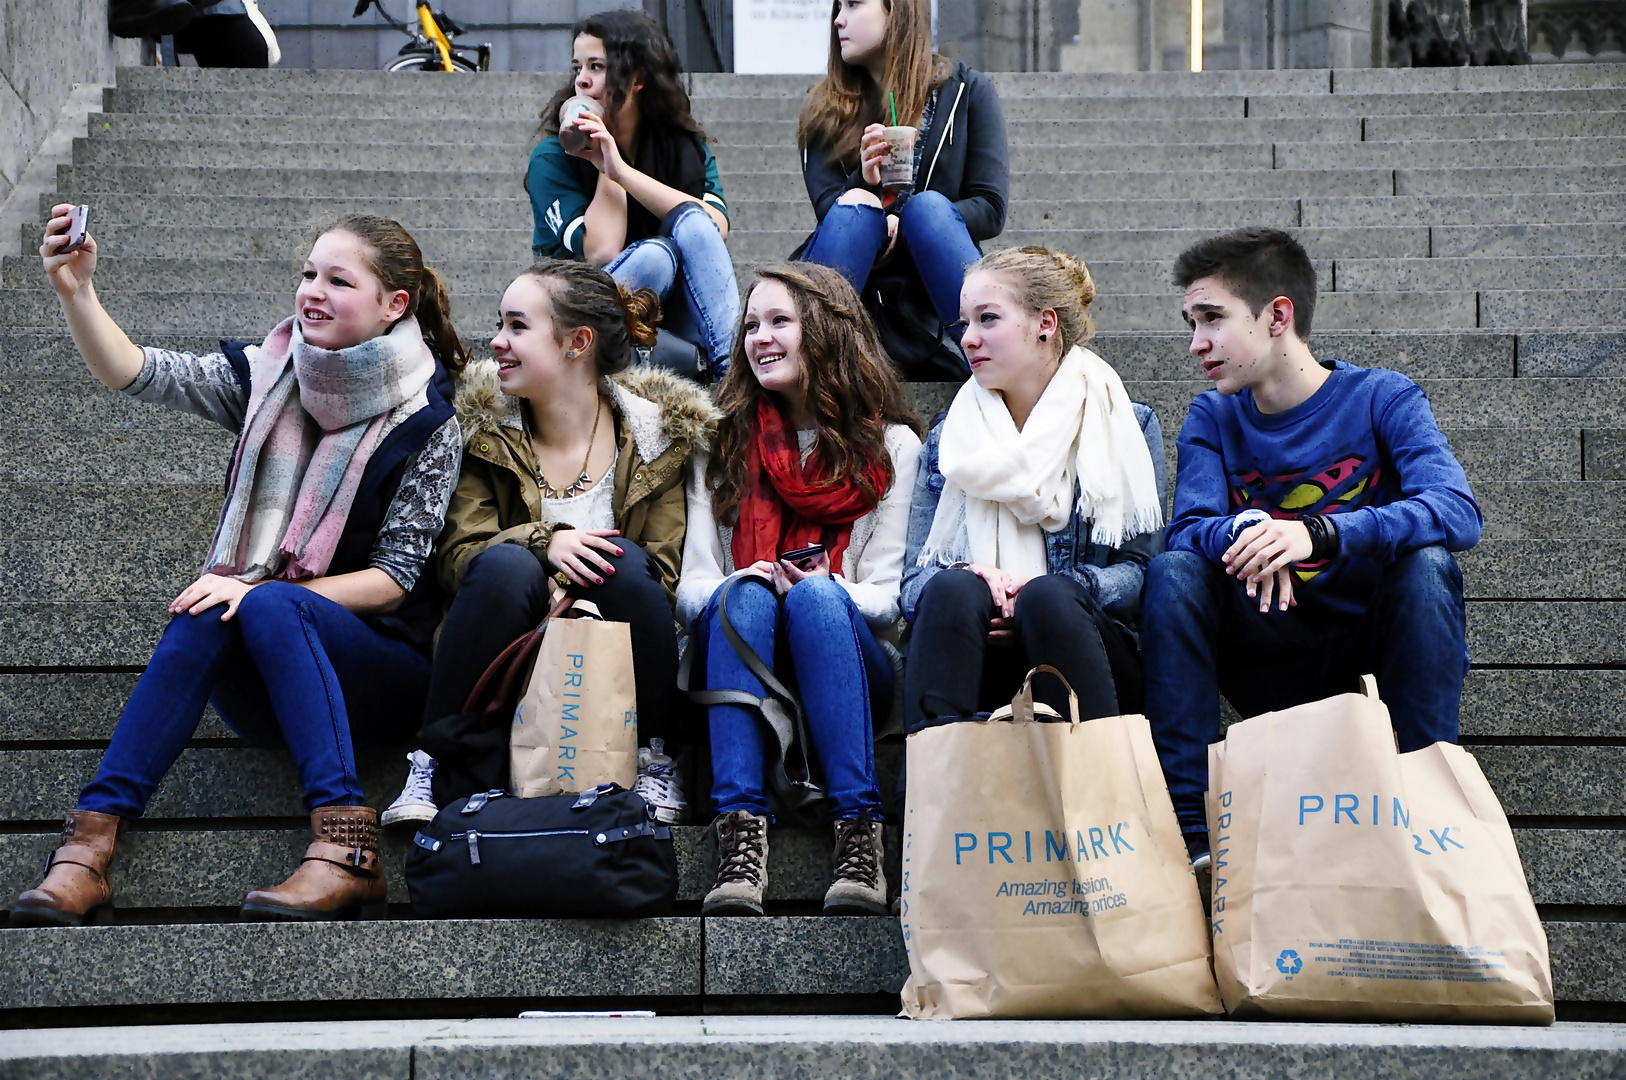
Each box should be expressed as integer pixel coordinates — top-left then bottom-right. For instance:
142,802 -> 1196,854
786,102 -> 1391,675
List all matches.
510,599 -> 638,797
1207,674 -> 1553,1023
900,666 -> 1222,1019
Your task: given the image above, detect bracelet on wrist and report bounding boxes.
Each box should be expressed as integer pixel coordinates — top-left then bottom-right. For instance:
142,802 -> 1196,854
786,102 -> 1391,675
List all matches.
1300,514 -> 1340,562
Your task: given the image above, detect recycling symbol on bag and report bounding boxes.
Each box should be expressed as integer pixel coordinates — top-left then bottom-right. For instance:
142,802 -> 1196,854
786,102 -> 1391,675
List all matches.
1275,949 -> 1304,977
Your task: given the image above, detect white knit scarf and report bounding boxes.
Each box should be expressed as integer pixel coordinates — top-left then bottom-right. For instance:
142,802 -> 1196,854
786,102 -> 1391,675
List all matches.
916,345 -> 1163,579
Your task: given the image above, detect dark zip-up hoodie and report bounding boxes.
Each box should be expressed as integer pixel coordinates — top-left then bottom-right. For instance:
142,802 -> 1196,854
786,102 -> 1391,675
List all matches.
795,61 -> 1009,378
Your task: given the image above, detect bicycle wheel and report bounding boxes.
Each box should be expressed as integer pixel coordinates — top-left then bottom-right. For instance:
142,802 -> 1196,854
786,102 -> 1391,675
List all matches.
385,51 -> 478,72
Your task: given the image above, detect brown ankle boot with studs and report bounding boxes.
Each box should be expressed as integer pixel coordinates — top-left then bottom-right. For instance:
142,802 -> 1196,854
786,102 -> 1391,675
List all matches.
240,805 -> 386,921
10,810 -> 125,927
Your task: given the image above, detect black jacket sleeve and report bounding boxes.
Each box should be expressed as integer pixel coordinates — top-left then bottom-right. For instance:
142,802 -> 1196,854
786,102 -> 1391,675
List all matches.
801,131 -> 877,223
952,70 -> 1009,242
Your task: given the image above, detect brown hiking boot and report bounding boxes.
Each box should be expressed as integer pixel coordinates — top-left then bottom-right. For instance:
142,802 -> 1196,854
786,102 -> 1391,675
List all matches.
10,810 -> 125,927
824,813 -> 887,915
702,810 -> 769,916
240,806 -> 386,921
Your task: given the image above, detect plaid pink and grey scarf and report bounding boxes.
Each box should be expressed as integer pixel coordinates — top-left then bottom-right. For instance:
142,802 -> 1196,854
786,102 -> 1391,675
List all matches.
204,316 -> 435,582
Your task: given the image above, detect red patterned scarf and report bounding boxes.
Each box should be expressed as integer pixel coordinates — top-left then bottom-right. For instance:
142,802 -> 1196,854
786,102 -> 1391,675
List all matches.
731,398 -> 889,571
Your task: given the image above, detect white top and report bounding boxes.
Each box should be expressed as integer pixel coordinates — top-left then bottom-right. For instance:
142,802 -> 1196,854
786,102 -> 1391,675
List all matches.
676,423 -> 922,636
540,447 -> 618,531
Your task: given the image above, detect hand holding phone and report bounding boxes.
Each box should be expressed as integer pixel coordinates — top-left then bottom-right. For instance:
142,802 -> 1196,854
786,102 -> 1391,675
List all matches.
778,543 -> 826,571
61,205 -> 91,253
41,203 -> 98,300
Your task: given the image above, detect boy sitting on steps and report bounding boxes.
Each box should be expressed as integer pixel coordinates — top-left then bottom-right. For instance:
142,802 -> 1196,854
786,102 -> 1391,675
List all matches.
1143,227 -> 1483,867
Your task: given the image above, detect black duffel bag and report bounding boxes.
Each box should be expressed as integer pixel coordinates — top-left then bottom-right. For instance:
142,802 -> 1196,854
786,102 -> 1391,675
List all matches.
405,784 -> 678,919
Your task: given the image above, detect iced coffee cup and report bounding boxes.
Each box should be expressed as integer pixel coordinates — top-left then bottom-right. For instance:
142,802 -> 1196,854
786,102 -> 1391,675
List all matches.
557,95 -> 602,153
879,125 -> 917,192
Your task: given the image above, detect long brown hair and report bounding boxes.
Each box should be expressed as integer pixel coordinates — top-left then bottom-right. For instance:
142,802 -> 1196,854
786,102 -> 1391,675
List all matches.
538,10 -> 704,144
317,213 -> 472,373
709,263 -> 922,526
796,0 -> 949,167
521,257 -> 660,378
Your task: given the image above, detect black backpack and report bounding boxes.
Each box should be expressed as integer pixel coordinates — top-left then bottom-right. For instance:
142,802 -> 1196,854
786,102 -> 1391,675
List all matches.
405,784 -> 678,919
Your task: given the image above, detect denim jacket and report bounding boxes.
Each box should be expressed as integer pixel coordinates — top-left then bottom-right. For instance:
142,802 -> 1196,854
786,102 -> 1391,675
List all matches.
901,402 -> 1167,628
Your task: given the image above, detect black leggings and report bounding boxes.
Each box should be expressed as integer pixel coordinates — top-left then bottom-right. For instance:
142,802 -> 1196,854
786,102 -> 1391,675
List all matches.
423,540 -> 679,745
903,569 -> 1142,733
174,15 -> 271,68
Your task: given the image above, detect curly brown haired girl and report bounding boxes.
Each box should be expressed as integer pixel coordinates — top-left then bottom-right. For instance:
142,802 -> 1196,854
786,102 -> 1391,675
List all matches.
677,263 -> 923,920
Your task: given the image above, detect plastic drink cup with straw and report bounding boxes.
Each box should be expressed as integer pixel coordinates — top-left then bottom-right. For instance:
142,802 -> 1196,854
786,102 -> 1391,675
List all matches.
557,95 -> 603,154
879,91 -> 916,192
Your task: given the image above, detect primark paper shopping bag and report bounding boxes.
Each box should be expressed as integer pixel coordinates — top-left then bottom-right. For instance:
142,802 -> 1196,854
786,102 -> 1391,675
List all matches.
900,666 -> 1222,1019
1206,674 -> 1553,1023
510,600 -> 638,797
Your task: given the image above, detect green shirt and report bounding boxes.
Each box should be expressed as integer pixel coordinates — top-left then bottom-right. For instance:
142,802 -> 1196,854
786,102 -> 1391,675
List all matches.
526,136 -> 727,258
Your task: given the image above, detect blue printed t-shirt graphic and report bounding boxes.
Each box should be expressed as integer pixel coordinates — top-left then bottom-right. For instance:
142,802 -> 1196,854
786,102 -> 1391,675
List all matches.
1166,361 -> 1482,620
1276,949 -> 1303,978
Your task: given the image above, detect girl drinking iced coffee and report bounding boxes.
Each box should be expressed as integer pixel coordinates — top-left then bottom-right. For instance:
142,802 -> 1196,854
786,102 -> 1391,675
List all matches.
794,0 -> 1009,380
528,9 -> 740,376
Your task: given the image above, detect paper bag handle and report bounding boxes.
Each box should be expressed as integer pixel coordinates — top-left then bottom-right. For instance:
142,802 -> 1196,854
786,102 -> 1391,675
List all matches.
1008,665 -> 1081,727
1357,673 -> 1380,699
568,599 -> 605,621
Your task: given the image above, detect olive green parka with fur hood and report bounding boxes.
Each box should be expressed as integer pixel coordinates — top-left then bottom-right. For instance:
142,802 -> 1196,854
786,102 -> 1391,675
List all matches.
437,360 -> 721,605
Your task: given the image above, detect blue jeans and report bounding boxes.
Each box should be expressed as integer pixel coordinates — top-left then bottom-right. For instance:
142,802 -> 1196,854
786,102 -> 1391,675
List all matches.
701,576 -> 889,821
1142,546 -> 1468,836
78,582 -> 429,819
605,202 -> 741,376
801,190 -> 981,332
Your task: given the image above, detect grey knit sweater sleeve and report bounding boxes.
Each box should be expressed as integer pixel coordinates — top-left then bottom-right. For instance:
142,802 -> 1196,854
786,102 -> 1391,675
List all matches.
369,415 -> 462,592
124,346 -> 249,431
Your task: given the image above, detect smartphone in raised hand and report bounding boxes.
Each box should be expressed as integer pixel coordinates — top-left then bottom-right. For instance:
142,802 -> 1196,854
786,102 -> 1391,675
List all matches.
60,205 -> 91,253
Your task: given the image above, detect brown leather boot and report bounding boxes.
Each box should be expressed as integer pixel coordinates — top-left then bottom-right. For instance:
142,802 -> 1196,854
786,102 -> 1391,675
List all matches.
240,806 -> 386,921
10,810 -> 125,927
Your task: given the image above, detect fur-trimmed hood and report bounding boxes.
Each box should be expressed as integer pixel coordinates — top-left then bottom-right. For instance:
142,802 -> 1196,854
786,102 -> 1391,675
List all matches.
453,359 -> 720,462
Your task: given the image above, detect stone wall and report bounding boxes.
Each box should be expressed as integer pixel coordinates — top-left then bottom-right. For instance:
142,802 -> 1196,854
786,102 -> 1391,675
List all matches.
0,0 -> 140,206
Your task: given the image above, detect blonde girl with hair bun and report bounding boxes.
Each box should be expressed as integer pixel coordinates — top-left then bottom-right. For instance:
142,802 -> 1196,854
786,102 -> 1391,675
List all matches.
900,246 -> 1168,733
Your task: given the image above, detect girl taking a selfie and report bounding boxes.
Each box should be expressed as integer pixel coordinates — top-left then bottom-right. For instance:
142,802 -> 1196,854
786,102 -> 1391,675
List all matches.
902,246 -> 1166,735
529,9 -> 740,376
381,259 -> 719,828
794,0 -> 1008,380
677,263 -> 921,920
12,209 -> 464,925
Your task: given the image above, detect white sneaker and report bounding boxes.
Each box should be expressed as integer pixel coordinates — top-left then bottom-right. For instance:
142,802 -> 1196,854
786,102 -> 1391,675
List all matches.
381,750 -> 438,827
634,739 -> 690,825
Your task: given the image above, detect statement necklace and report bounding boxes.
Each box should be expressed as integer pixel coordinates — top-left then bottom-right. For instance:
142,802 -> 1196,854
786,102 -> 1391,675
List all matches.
535,397 -> 602,500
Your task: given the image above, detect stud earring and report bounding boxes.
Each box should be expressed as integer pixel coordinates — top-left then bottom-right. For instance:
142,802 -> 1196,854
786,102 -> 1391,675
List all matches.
565,349 -> 577,359
1038,334 -> 1048,342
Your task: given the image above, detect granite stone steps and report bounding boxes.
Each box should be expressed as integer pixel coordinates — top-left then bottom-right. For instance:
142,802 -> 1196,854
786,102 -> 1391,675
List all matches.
0,917 -> 1616,1010
16,252 -> 1626,297
0,480 -> 1615,542
0,538 -> 1614,602
5,1017 -> 1625,1079
10,284 -> 1603,334
0,423 -> 1590,483
0,821 -> 1613,910
0,61 -> 1619,1023
0,599 -> 1614,668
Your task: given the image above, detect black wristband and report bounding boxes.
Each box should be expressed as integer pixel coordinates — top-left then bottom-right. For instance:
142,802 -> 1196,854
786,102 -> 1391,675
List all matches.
1300,514 -> 1340,562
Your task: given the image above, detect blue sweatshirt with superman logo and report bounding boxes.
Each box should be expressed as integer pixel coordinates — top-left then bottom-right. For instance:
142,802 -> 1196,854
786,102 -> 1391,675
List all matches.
1167,360 -> 1482,619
